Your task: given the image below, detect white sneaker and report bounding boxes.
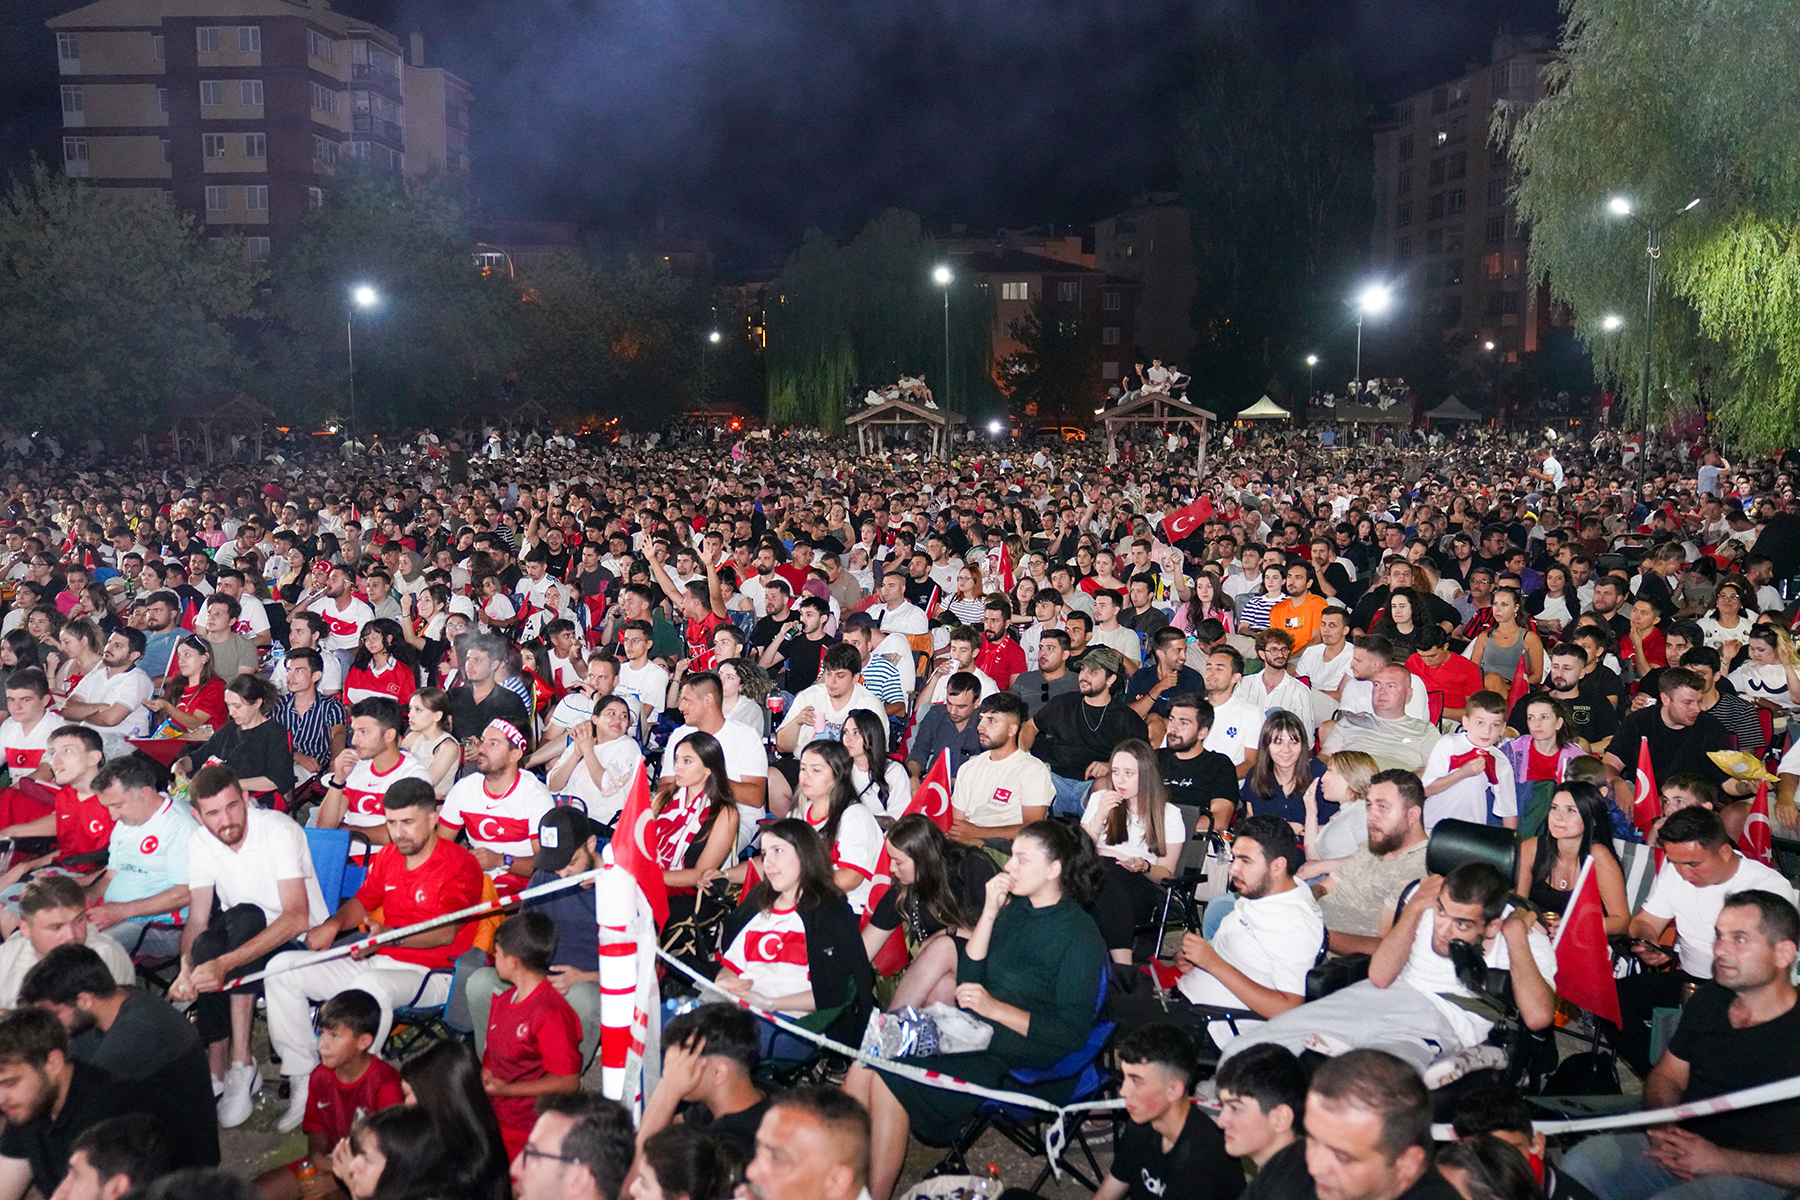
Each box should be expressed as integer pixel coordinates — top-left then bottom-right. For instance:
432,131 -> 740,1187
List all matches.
1423,1044 -> 1508,1089
211,1075 -> 225,1099
216,1061 -> 260,1128
276,1073 -> 311,1134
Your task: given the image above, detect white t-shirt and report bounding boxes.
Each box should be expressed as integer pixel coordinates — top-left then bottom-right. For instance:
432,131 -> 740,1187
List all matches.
274,651 -> 343,696
616,661 -> 671,725
0,714 -> 56,775
1315,799 -> 1369,860
546,691 -> 598,731
1082,793 -> 1186,864
338,754 -> 436,830
779,683 -> 884,752
1336,673 -> 1433,722
1178,882 -> 1323,1009
440,771 -> 556,867
310,595 -> 375,652
662,722 -> 770,785
187,806 -> 330,927
0,926 -> 133,1011
71,667 -> 154,737
1642,854 -> 1799,976
1204,695 -> 1266,766
1396,903 -> 1555,1051
721,906 -> 810,1010
234,593 -> 271,640
1420,731 -> 1518,829
1296,642 -> 1355,696
927,666 -> 997,706
854,760 -> 913,820
806,801 -> 882,914
549,736 -> 642,824
951,750 -> 1054,825
874,601 -> 929,637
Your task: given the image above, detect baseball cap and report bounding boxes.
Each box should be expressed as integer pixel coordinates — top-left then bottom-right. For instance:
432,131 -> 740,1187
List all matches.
537,807 -> 595,873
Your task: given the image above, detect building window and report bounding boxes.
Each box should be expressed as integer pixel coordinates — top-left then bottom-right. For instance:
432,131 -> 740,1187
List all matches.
308,186 -> 324,210
308,30 -> 335,61
1055,281 -> 1077,302
1445,259 -> 1464,285
60,85 -> 83,114
1446,188 -> 1466,215
57,33 -> 80,63
1000,281 -> 1027,301
62,137 -> 88,163
1449,114 -> 1468,142
1397,167 -> 1411,196
152,34 -> 163,62
1428,158 -> 1445,186
313,135 -> 338,164
160,138 -> 170,163
246,236 -> 271,261
1426,228 -> 1444,254
200,80 -> 224,107
245,132 -> 265,158
1428,193 -> 1445,221
203,133 -> 227,158
205,185 -> 228,212
1102,326 -> 1121,345
1396,236 -> 1413,263
1398,134 -> 1413,162
238,25 -> 260,52
1490,63 -> 1511,94
1101,291 -> 1120,311
1486,178 -> 1505,207
1395,202 -> 1412,228
197,26 -> 220,53
1430,86 -> 1448,115
1488,141 -> 1508,169
246,185 -> 267,211
1485,215 -> 1506,245
241,80 -> 263,106
1447,151 -> 1466,180
347,140 -> 371,161
311,82 -> 335,114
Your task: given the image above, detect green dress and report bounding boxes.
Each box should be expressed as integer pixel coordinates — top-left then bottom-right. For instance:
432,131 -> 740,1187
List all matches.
883,895 -> 1107,1141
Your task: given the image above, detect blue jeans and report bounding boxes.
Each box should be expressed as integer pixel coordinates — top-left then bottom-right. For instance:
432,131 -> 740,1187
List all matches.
1561,1131 -> 1787,1200
1202,892 -> 1237,938
755,1015 -> 816,1063
1050,774 -> 1092,819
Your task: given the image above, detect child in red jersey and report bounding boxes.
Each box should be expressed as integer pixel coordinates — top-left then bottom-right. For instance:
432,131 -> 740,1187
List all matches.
481,911 -> 582,1158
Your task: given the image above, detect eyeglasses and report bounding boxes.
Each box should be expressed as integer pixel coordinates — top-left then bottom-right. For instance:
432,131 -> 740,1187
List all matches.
518,1144 -> 579,1166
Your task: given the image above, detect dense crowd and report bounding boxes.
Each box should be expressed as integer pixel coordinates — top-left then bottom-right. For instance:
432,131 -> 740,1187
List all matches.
0,422 -> 1790,1200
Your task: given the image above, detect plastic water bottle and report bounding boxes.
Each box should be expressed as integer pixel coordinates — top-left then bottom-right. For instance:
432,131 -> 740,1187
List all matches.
266,640 -> 286,680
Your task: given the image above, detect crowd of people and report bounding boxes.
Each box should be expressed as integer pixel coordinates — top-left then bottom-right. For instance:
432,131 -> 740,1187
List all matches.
0,421 -> 1788,1200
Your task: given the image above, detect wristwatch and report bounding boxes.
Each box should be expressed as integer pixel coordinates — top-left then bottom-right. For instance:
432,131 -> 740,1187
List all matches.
502,854 -> 514,869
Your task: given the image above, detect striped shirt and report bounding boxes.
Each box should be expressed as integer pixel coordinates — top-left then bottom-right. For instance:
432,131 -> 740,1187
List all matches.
277,692 -> 347,766
860,652 -> 905,711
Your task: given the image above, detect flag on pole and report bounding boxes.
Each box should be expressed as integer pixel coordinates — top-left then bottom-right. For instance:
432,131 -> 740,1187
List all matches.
1506,646 -> 1531,711
987,543 -> 1015,592
597,760 -> 666,1107
609,762 -> 667,928
861,751 -> 955,977
1161,495 -> 1214,544
924,585 -> 941,622
1631,739 -> 1659,842
1739,781 -> 1774,867
178,597 -> 200,632
1551,855 -> 1621,1026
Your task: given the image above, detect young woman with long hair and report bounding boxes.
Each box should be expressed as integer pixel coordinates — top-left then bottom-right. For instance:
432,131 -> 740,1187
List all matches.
144,633 -> 227,736
1526,564 -> 1577,639
943,563 -> 986,627
1698,579 -> 1756,667
1081,739 -> 1184,963
1371,587 -> 1427,657
633,1125 -> 733,1200
1729,625 -> 1800,711
397,1040 -> 509,1200
1468,587 -> 1544,695
844,820 -> 1108,1200
1173,568 -> 1234,636
860,814 -> 996,1010
546,694 -> 643,826
1239,709 -> 1324,832
717,657 -> 770,734
1516,780 -> 1629,933
780,739 -> 883,915
331,1106 -> 445,1200
1499,694 -> 1582,789
655,731 -> 740,972
345,617 -> 419,706
842,709 -> 911,819
399,687 -> 460,798
173,675 -> 294,805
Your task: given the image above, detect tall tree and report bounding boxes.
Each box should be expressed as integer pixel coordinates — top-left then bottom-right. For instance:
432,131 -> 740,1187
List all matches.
765,209 -> 992,430
1506,0 -> 1800,448
1179,16 -> 1372,406
1001,301 -> 1097,426
0,161 -> 262,435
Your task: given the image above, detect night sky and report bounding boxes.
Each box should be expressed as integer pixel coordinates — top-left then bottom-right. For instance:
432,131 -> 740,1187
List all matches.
2,0 -> 1563,272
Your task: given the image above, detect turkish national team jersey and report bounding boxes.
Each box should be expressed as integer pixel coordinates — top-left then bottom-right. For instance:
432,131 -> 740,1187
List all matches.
302,1057 -> 404,1142
53,786 -> 114,861
0,716 -> 54,774
344,658 -> 418,707
484,981 -> 583,1137
310,596 -> 375,651
354,837 -> 484,969
805,802 -> 881,915
440,772 -> 555,863
340,756 -> 435,829
720,906 -> 811,1004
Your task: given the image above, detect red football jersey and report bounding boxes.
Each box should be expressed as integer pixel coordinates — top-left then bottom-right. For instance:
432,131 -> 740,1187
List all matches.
354,837 -> 483,969
53,786 -> 114,862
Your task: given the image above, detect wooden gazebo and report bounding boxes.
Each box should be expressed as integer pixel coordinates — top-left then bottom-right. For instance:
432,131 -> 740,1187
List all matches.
845,397 -> 967,458
169,392 -> 277,464
1100,390 -> 1217,471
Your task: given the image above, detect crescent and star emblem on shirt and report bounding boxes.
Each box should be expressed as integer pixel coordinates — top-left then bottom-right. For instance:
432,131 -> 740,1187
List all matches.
754,932 -> 787,961
138,835 -> 159,854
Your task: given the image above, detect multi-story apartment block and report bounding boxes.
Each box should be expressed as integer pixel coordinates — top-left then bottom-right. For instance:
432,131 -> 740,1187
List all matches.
48,0 -> 471,256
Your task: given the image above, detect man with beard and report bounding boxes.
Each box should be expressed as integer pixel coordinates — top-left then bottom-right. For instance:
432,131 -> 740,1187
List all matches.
1312,770 -> 1431,956
974,598 -> 1027,691
439,719 -> 555,897
1008,629 -> 1080,721
1171,817 -> 1324,1047
0,1008 -> 124,1200
1220,862 -> 1555,1086
1158,695 -> 1242,835
307,566 -> 374,676
947,692 -> 1050,846
1023,647 -> 1148,817
23,947 -> 220,1168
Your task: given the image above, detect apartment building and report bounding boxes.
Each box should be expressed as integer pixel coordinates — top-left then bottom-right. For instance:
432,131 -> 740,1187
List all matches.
1093,196 -> 1198,367
1369,34 -> 1554,366
48,0 -> 471,257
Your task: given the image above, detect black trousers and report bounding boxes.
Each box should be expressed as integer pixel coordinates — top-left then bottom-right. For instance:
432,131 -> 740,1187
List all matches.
1610,968 -> 1704,1078
1090,861 -> 1162,952
190,903 -> 276,1047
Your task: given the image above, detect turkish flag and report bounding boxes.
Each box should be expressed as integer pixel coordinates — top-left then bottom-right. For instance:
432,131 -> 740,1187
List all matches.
1739,781 -> 1774,867
610,762 -> 669,929
1506,646 -> 1531,711
1552,855 -> 1621,1026
1161,496 -> 1214,544
861,750 -> 954,976
1631,739 -> 1659,843
988,543 -> 1015,592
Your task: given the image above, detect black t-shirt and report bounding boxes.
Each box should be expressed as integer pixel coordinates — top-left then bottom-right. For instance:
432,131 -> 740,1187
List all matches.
1031,695 -> 1148,780
1667,981 -> 1800,1152
1159,748 -> 1242,815
749,614 -> 796,655
0,1061 -> 120,1198
1241,1140 -> 1314,1200
70,992 -> 221,1170
1109,1107 -> 1244,1200
446,682 -> 531,742
868,847 -> 996,938
572,565 -> 616,604
780,634 -> 834,693
681,1096 -> 771,1163
1608,707 -> 1732,787
1509,681 -> 1620,745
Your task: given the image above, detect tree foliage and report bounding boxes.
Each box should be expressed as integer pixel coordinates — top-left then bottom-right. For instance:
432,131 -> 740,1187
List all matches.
1506,0 -> 1800,448
765,209 -> 993,430
1001,300 -> 1098,426
1179,15 -> 1372,406
0,160 -> 262,435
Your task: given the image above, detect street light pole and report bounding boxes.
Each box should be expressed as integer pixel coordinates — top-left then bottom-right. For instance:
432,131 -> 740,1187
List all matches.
1306,354 -> 1318,399
933,264 -> 954,412
347,284 -> 378,446
1352,284 -> 1391,399
1609,196 -> 1699,480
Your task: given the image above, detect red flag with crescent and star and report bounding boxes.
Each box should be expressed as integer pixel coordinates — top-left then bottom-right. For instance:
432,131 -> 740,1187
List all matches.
1552,855 -> 1621,1026
861,750 -> 954,975
610,762 -> 668,929
1739,781 -> 1774,867
1631,738 -> 1659,844
1161,496 -> 1214,544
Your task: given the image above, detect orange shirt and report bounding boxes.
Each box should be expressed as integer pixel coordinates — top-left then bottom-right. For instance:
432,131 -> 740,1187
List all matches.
1266,593 -> 1328,649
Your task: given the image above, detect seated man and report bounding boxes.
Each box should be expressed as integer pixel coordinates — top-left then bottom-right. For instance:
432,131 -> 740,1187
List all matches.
1322,666 -> 1441,774
87,758 -> 195,961
1564,891 -> 1800,1200
0,724 -> 116,919
1095,1024 -> 1242,1200
0,876 -> 132,1012
58,630 -> 153,755
1171,817 -> 1323,1045
636,1002 -> 771,1164
1452,1083 -> 1598,1200
1303,1050 -> 1462,1200
60,1114 -> 171,1200
1312,769 -> 1431,956
1220,863 -> 1555,1085
1215,1044 -> 1311,1200
19,945 -> 219,1172
262,777 -> 484,1131
439,719 -> 554,896
0,1008 -> 124,1200
947,692 -> 1051,846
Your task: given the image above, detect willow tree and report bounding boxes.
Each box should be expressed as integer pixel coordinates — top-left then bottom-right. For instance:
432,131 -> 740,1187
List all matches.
1505,0 -> 1800,448
765,210 -> 992,430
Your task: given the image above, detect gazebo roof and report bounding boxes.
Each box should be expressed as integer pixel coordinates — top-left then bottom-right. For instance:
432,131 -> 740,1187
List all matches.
844,398 -> 967,427
1423,395 -> 1484,422
179,392 -> 277,426
1099,391 -> 1218,423
1237,394 -> 1292,419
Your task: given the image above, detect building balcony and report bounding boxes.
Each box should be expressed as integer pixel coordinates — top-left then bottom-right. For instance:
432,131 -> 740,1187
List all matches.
351,112 -> 404,140
350,63 -> 402,94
